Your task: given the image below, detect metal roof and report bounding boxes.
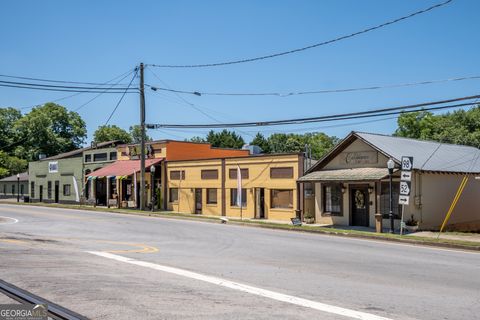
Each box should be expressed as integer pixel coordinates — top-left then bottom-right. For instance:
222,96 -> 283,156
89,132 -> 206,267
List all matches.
42,140 -> 122,161
0,172 -> 28,182
355,132 -> 480,173
299,167 -> 390,182
86,158 -> 163,178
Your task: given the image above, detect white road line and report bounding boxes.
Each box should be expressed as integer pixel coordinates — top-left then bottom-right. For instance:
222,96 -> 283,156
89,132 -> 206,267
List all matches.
0,216 -> 18,225
87,251 -> 392,320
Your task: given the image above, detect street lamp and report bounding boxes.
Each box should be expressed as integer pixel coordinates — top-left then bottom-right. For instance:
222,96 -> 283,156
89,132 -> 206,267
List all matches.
150,165 -> 156,212
16,173 -> 20,203
387,159 -> 395,233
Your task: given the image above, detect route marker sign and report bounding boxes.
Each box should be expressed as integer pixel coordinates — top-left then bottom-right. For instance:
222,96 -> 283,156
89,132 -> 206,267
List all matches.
400,181 -> 411,195
401,156 -> 413,171
400,171 -> 412,182
399,195 -> 410,205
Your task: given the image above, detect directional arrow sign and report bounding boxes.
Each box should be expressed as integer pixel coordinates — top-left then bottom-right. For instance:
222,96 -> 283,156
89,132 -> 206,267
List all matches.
400,171 -> 412,182
399,195 -> 410,205
401,156 -> 414,171
400,181 -> 411,195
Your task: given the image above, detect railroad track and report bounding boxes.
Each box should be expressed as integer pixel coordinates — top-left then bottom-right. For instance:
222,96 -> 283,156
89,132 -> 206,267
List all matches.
0,279 -> 88,320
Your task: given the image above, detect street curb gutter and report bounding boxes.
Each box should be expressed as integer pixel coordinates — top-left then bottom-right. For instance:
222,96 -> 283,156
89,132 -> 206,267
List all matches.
3,202 -> 480,252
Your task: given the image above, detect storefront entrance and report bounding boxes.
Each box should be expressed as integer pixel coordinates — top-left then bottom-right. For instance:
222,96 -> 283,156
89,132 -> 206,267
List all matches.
350,187 -> 369,227
195,188 -> 202,214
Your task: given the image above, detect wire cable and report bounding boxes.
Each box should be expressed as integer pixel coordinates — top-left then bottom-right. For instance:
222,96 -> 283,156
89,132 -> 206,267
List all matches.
146,75 -> 480,97
74,69 -> 136,112
147,0 -> 452,68
104,68 -> 139,126
0,80 -> 136,92
0,73 -> 130,86
146,94 -> 480,129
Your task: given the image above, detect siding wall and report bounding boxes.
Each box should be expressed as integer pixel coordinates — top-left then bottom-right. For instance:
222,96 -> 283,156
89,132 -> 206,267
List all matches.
167,154 -> 301,221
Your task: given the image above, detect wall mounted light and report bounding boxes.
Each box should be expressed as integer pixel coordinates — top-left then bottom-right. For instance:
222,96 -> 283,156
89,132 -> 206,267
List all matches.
341,184 -> 346,194
368,186 -> 374,194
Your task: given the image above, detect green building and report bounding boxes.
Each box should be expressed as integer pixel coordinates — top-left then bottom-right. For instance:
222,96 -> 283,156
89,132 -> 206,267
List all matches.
28,141 -> 122,204
0,172 -> 28,201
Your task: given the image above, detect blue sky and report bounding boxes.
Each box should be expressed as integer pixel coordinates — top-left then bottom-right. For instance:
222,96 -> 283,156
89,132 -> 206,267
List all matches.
1,0 -> 479,143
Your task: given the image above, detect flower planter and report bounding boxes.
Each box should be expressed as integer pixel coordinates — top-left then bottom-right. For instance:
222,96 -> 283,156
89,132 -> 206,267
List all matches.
404,225 -> 419,233
304,217 -> 315,224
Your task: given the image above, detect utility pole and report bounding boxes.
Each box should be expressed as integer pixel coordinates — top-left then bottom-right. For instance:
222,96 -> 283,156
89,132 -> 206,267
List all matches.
139,63 -> 146,211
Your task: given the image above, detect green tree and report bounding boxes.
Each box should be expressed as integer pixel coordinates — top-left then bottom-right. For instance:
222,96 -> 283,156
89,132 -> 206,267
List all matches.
94,125 -> 132,143
129,125 -> 152,144
189,136 -> 206,143
394,107 -> 480,147
0,107 -> 22,152
205,130 -> 245,149
14,103 -> 87,161
0,151 -> 27,178
250,133 -> 270,153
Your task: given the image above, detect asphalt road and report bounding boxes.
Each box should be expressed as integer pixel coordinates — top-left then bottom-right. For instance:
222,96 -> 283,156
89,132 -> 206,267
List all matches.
0,204 -> 478,320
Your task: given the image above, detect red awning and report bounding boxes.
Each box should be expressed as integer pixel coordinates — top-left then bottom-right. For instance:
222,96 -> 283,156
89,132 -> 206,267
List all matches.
87,158 -> 163,178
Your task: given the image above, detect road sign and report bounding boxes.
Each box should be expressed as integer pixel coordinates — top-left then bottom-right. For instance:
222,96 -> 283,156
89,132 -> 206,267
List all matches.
400,181 -> 411,195
401,156 -> 413,171
399,195 -> 410,205
400,171 -> 412,182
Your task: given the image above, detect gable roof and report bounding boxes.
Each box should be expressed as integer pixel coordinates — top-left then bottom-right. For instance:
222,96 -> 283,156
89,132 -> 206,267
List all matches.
309,131 -> 480,174
42,140 -> 122,161
0,172 -> 28,182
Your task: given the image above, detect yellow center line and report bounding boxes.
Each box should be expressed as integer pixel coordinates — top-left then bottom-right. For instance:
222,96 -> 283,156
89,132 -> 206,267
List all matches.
0,239 -> 29,246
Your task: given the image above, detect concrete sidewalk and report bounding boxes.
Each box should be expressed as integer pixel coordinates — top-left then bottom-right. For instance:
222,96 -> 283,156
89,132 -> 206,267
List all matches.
409,231 -> 480,243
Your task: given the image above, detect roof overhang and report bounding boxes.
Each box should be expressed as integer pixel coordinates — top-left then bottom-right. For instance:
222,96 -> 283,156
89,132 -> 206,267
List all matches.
86,158 -> 163,178
298,167 -> 396,182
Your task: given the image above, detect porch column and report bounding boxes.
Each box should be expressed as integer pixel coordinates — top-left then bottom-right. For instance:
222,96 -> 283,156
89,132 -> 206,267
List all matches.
117,178 -> 121,208
106,177 -> 111,208
92,179 -> 96,207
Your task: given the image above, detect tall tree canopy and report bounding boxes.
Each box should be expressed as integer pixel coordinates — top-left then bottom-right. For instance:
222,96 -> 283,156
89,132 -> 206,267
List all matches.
264,132 -> 338,159
394,107 -> 480,147
13,103 -> 87,161
94,125 -> 132,144
129,125 -> 152,143
197,129 -> 245,149
0,103 -> 87,177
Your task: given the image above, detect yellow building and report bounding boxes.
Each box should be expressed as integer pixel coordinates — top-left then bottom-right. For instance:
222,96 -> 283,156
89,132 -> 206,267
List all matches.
166,153 -> 304,221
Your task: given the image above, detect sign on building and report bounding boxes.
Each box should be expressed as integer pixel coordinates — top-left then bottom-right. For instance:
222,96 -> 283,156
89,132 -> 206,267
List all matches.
48,161 -> 58,173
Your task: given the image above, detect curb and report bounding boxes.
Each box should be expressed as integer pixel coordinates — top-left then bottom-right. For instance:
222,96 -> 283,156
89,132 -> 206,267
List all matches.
3,202 -> 480,252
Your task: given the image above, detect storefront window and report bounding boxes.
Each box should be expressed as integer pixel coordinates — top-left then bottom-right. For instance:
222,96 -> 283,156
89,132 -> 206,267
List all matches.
322,184 -> 342,215
230,188 -> 246,207
63,184 -> 71,196
207,188 -> 217,204
380,182 -> 402,219
271,189 -> 293,209
169,188 -> 178,202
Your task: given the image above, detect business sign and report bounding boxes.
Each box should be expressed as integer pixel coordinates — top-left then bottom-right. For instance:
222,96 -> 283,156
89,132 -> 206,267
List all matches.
340,151 -> 378,165
48,161 -> 58,173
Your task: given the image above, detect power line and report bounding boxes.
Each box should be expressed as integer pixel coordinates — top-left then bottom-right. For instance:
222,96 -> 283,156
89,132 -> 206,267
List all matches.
146,69 -> 223,123
146,75 -> 480,97
146,94 -> 480,129
104,68 -> 139,126
0,80 -> 137,93
0,73 -> 130,86
17,69 -> 136,111
74,69 -> 137,112
147,0 -> 452,68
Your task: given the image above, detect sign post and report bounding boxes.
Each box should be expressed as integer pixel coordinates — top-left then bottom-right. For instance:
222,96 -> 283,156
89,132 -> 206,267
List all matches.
399,156 -> 413,235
